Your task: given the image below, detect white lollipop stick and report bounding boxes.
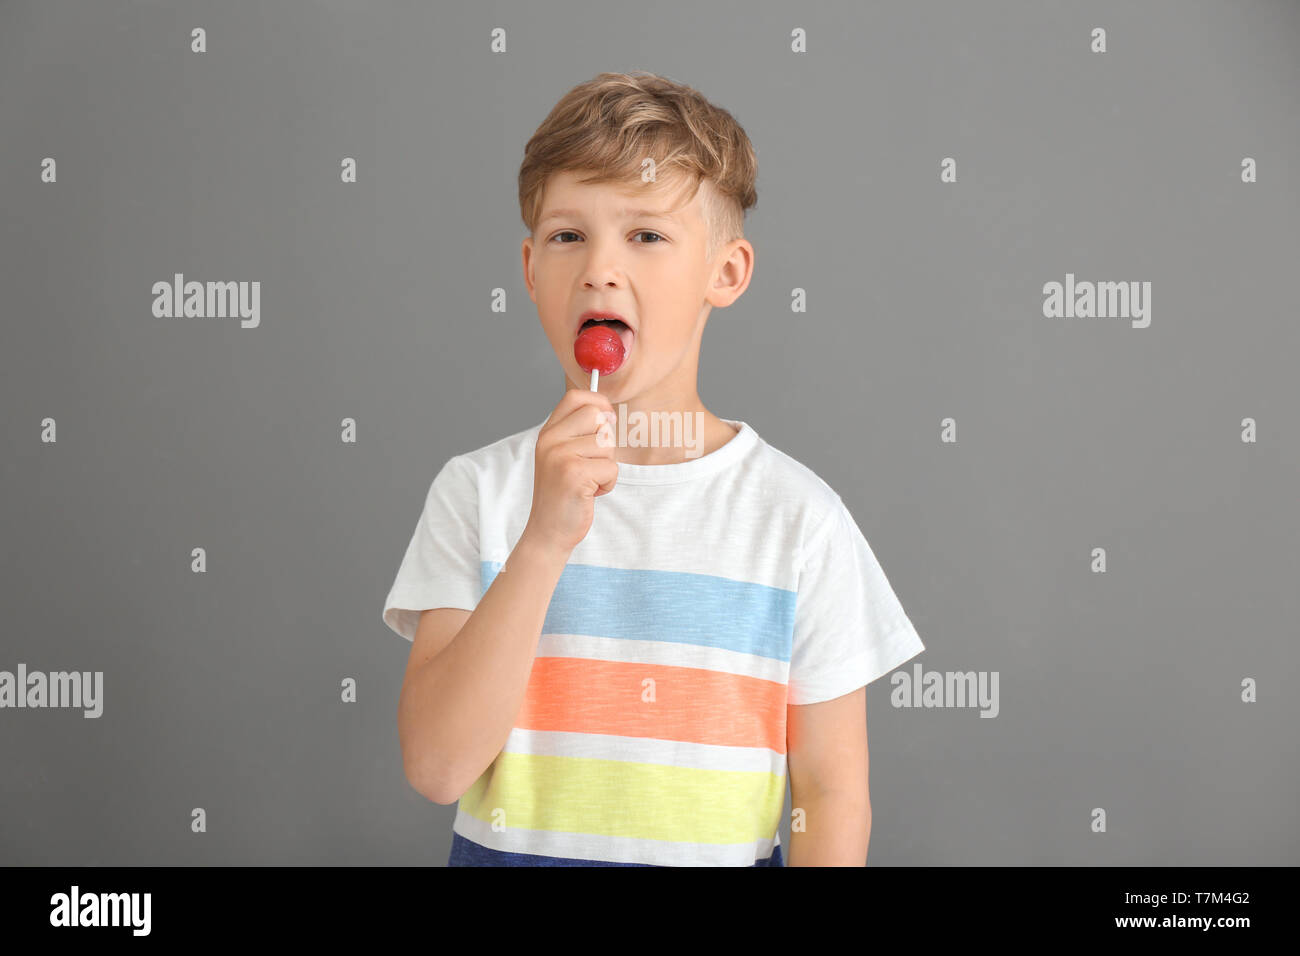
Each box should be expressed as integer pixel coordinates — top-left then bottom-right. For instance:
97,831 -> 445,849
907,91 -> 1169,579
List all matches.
589,368 -> 599,391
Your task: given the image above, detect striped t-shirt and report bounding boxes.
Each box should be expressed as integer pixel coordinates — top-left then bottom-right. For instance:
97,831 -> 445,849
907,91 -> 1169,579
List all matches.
382,417 -> 925,866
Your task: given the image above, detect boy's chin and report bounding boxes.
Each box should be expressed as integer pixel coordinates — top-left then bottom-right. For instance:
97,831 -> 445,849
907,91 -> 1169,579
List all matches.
586,376 -> 627,399
568,364 -> 632,394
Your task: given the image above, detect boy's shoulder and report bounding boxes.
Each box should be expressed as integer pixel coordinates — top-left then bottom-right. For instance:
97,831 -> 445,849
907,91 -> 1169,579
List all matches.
742,430 -> 848,538
752,435 -> 842,500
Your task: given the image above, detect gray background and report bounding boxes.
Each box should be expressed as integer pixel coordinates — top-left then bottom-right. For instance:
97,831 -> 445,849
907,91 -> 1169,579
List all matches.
2,0 -> 1297,865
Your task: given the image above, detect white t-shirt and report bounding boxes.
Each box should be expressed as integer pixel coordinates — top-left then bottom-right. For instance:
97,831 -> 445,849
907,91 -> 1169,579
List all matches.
383,416 -> 925,866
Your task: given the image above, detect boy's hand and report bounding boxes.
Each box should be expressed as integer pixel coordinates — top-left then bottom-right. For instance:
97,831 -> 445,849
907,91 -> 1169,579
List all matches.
520,389 -> 619,559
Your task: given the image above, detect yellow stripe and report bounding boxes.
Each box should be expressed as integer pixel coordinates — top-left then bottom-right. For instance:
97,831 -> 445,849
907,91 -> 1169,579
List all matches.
460,751 -> 785,844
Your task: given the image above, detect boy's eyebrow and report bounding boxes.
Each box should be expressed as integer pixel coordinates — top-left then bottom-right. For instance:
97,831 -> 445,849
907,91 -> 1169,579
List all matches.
539,207 -> 679,225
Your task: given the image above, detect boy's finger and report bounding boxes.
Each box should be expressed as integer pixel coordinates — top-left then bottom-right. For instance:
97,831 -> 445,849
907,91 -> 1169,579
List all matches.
557,430 -> 618,461
542,388 -> 614,431
552,402 -> 617,442
591,459 -> 619,495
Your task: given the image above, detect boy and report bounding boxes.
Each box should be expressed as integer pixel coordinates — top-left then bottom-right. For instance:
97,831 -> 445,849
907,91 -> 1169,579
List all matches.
383,71 -> 924,866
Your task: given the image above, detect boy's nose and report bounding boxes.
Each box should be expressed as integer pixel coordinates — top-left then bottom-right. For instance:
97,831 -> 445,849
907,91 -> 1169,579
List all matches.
580,241 -> 626,288
582,271 -> 624,289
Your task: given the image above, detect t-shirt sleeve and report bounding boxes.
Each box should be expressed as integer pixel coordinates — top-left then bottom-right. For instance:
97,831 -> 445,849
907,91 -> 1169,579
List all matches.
382,454 -> 481,643
787,499 -> 925,705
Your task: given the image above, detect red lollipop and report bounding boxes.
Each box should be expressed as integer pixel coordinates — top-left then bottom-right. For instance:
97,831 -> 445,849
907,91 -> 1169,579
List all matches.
574,324 -> 626,390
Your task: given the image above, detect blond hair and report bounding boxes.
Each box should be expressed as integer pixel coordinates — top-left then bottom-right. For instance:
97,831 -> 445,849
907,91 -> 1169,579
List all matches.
518,71 -> 758,261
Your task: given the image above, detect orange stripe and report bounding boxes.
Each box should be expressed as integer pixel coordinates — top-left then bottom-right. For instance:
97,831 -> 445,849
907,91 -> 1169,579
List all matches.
518,656 -> 787,753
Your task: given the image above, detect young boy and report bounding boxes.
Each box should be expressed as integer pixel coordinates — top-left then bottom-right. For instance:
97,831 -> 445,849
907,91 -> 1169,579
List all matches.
383,71 -> 925,866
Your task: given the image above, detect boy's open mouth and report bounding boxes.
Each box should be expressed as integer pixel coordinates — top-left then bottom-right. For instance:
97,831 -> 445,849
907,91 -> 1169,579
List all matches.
576,314 -> 635,367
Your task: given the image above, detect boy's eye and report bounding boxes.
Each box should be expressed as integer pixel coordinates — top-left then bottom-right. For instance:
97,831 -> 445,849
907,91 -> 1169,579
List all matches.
633,231 -> 665,243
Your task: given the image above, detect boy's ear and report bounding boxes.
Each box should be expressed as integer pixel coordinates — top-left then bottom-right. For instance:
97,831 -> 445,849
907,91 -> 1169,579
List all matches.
705,238 -> 754,309
521,234 -> 537,301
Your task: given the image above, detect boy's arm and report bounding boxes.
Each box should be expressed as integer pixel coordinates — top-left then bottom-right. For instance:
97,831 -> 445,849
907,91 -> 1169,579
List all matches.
786,687 -> 871,866
397,534 -> 569,804
395,390 -> 618,805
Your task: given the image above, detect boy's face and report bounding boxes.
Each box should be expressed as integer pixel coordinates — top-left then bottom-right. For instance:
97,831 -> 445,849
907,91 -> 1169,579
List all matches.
522,168 -> 751,405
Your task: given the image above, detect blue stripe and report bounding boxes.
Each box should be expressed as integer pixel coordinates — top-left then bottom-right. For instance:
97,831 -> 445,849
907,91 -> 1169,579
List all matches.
448,831 -> 784,867
480,560 -> 796,661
